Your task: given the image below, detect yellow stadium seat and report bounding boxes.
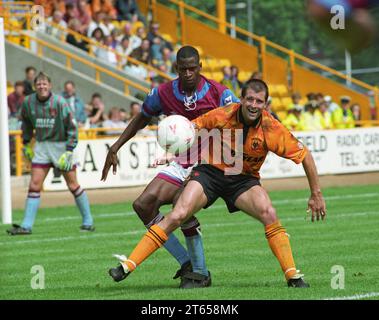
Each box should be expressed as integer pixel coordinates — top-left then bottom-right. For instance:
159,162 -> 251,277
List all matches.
161,33 -> 173,44
111,20 -> 121,29
207,58 -> 220,72
270,97 -> 282,111
202,72 -> 213,80
268,84 -> 278,97
219,58 -> 231,67
212,72 -> 224,82
276,84 -> 289,97
276,110 -> 288,121
239,71 -> 250,82
281,97 -> 293,109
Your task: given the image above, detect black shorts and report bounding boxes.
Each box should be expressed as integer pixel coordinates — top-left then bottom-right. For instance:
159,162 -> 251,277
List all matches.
189,164 -> 261,213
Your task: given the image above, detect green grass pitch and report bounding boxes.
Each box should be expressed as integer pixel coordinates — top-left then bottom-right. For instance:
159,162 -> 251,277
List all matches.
1,183 -> 378,300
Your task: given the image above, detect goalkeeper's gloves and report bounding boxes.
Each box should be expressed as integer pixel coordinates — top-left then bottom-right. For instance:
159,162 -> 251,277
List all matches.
58,151 -> 74,171
22,143 -> 34,161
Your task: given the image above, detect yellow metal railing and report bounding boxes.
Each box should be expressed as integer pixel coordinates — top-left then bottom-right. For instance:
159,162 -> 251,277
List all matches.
147,0 -> 379,116
4,20 -> 150,96
9,126 -> 158,176
1,9 -> 173,83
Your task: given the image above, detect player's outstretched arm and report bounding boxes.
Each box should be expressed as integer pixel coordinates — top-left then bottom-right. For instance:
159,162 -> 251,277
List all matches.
302,152 -> 326,222
101,112 -> 151,181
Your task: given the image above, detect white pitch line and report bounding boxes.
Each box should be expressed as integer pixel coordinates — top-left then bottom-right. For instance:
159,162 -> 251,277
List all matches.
27,191 -> 379,223
1,210 -> 377,246
324,292 -> 379,300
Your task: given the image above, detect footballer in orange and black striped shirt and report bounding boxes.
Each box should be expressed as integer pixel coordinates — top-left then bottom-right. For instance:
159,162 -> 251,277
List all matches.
108,79 -> 326,288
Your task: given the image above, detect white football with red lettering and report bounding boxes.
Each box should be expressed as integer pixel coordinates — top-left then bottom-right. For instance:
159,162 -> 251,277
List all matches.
157,115 -> 196,154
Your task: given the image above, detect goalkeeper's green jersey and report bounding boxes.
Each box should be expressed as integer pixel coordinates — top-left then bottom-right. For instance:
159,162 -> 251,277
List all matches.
20,93 -> 78,151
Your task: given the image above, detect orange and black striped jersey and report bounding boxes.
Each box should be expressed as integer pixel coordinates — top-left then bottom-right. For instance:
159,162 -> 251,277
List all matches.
192,103 -> 308,178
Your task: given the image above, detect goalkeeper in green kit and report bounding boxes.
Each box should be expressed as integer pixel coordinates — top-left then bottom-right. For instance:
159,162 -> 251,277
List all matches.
7,72 -> 95,235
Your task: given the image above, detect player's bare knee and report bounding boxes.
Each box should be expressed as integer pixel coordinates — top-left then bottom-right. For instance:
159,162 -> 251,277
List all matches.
170,207 -> 189,228
259,205 -> 277,225
133,194 -> 160,225
29,179 -> 42,192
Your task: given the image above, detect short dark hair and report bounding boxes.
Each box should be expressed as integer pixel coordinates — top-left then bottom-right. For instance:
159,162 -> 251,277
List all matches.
25,66 -> 36,74
34,72 -> 51,84
176,46 -> 200,64
15,81 -> 25,87
241,79 -> 269,101
64,80 -> 75,87
92,92 -> 102,99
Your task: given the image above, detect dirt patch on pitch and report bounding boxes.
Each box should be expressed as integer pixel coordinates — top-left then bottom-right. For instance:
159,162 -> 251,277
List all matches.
10,172 -> 379,209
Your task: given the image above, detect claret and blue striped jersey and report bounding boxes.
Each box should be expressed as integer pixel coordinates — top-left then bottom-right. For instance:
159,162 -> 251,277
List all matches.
141,75 -> 240,120
20,93 -> 78,151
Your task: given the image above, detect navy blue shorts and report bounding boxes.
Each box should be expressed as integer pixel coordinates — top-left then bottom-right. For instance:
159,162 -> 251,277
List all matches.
189,164 -> 260,213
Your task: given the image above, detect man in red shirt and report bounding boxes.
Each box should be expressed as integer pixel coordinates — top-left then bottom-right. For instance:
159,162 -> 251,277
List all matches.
7,81 -> 25,117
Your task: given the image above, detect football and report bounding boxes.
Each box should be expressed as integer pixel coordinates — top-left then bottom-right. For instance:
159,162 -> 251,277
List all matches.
157,115 -> 196,154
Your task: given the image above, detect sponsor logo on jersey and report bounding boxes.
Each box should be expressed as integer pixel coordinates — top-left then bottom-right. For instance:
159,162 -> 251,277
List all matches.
36,118 -> 55,128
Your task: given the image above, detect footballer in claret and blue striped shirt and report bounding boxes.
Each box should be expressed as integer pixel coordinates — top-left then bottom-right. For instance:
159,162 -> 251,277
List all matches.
102,46 -> 239,289
7,72 -> 95,236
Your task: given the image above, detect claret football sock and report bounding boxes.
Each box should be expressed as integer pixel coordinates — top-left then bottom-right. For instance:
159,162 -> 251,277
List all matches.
21,190 -> 41,230
265,220 -> 297,280
72,187 -> 93,226
123,224 -> 169,273
146,213 -> 190,266
181,219 -> 209,277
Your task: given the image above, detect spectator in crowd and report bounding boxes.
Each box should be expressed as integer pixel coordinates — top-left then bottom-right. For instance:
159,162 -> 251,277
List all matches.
102,107 -> 127,135
7,81 -> 25,117
116,35 -> 133,66
103,14 -> 116,36
324,95 -> 339,113
129,26 -> 145,50
300,100 -> 323,131
109,28 -> 121,50
332,96 -> 355,129
66,19 -> 89,52
220,66 -> 232,88
87,92 -> 106,128
46,10 -> 68,40
150,36 -> 165,67
23,66 -> 36,96
97,35 -> 118,65
282,104 -> 303,131
368,90 -> 377,120
77,0 -> 91,34
126,39 -> 151,79
114,0 -> 146,24
306,92 -> 316,102
248,70 -> 263,81
91,0 -> 117,19
231,65 -> 243,91
61,81 -> 87,128
129,101 -> 141,119
351,103 -> 361,127
119,108 -> 129,123
265,97 -> 280,121
63,3 -> 78,25
287,92 -> 303,111
318,100 -> 333,129
146,22 -> 173,51
315,92 -> 324,105
90,27 -> 105,56
34,0 -> 65,17
87,11 -> 108,37
159,47 -> 176,78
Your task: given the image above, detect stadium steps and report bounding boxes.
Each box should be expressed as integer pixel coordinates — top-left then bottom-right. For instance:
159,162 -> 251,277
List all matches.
33,30 -> 150,99
5,39 -> 143,111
